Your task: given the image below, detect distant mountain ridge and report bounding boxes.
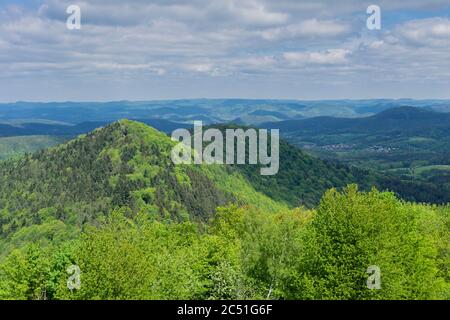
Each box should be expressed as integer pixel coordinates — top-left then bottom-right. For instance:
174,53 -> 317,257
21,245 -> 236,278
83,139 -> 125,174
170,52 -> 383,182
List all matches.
3,106 -> 447,138
0,119 -> 189,137
1,100 -> 449,126
263,107 -> 450,135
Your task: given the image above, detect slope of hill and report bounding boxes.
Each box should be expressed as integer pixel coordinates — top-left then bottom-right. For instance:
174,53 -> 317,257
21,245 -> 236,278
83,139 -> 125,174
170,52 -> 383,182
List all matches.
262,107 -> 450,196
1,119 -> 448,246
233,139 -> 450,205
0,119 -> 190,161
0,120 -> 448,300
0,120 -> 285,241
0,119 -> 374,242
0,136 -> 67,160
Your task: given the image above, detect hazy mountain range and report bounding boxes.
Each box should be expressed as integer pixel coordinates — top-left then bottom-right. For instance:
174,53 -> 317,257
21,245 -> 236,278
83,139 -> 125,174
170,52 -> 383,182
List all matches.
0,103 -> 448,300
0,100 -> 449,203
1,99 -> 449,127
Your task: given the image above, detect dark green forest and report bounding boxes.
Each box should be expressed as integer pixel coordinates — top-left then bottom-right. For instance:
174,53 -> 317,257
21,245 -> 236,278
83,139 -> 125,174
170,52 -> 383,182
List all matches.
0,120 -> 448,300
263,107 -> 450,202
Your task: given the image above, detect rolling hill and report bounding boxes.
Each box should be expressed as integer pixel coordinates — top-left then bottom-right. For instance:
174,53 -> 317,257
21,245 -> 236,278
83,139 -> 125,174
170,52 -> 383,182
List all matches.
0,136 -> 67,160
0,119 -> 364,241
0,119 -> 189,138
0,120 -> 286,241
0,120 -> 448,300
263,107 -> 450,135
0,119 -> 448,248
261,107 -> 450,195
2,100 -> 449,127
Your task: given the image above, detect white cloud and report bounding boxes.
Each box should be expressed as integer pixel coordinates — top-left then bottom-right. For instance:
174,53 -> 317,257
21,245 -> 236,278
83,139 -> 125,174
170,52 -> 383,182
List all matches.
284,49 -> 351,65
225,0 -> 288,26
183,63 -> 214,73
393,18 -> 450,47
1,0 -> 450,100
261,19 -> 351,40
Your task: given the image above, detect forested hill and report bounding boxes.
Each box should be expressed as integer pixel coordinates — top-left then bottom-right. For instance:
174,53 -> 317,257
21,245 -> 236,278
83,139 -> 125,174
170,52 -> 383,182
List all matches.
0,119 -> 367,239
0,120 -> 360,241
0,119 -> 361,238
0,120 -> 288,240
0,120 -> 448,242
232,135 -> 450,206
0,120 -> 448,300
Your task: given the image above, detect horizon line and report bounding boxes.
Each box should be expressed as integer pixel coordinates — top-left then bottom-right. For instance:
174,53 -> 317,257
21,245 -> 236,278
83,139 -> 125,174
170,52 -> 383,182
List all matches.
2,97 -> 450,104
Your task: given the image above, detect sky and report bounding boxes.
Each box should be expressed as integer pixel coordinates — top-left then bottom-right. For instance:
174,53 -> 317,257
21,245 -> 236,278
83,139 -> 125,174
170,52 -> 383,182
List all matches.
1,0 -> 450,102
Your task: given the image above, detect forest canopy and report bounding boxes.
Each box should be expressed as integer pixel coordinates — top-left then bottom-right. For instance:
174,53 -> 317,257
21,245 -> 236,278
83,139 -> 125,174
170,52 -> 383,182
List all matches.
0,186 -> 448,300
0,121 -> 448,300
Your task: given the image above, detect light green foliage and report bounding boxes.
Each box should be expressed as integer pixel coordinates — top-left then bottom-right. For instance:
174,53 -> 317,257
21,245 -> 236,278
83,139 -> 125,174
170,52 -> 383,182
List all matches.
297,185 -> 449,300
1,187 -> 448,300
0,121 -> 448,300
0,243 -> 74,300
56,209 -> 210,300
203,165 -> 287,214
0,218 -> 78,260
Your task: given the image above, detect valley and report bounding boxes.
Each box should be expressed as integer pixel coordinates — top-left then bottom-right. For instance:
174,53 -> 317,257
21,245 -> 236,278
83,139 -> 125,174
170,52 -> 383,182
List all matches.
262,106 -> 450,201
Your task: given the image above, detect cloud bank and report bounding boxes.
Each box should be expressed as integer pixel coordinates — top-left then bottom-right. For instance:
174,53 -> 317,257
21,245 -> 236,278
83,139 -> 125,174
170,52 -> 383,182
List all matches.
1,0 -> 450,100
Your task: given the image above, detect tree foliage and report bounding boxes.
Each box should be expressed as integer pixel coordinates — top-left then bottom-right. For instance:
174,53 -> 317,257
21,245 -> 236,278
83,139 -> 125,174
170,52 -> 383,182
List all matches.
0,121 -> 448,300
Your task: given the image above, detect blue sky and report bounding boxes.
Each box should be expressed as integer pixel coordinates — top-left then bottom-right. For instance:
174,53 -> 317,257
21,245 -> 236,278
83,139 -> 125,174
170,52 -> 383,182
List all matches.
1,0 -> 450,102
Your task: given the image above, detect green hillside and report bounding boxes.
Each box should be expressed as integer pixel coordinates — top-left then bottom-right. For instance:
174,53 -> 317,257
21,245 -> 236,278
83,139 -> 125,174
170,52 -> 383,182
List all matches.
0,120 -> 445,242
0,120 -> 448,300
0,119 -> 385,242
262,107 -> 450,202
0,136 -> 67,160
0,120 -> 283,240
